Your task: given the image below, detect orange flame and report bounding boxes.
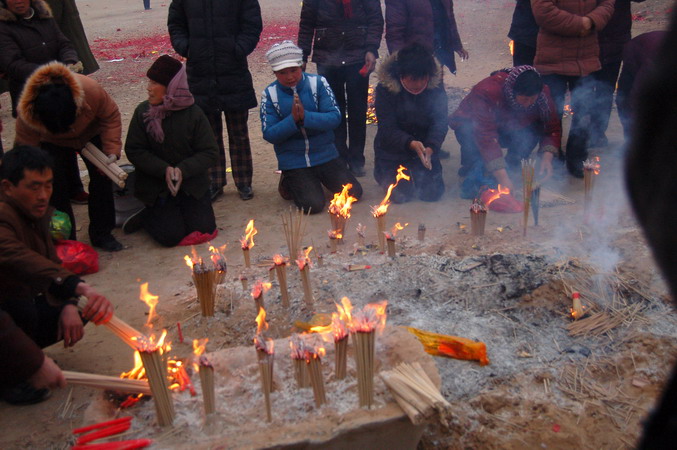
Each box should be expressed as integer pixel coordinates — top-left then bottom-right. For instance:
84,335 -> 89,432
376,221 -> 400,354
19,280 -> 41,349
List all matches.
328,229 -> 343,239
133,329 -> 169,353
584,156 -> 601,175
251,281 -> 272,299
296,246 -> 313,270
184,254 -> 194,270
209,244 -> 227,269
255,306 -> 268,335
273,254 -> 286,266
240,219 -> 257,250
509,40 -> 514,56
139,282 -> 159,327
328,184 -> 357,219
371,166 -> 410,217
483,184 -> 511,207
564,104 -> 573,116
254,306 -> 274,354
337,297 -> 354,326
385,222 -> 408,240
120,351 -> 145,380
351,301 -> 388,333
193,338 -> 208,357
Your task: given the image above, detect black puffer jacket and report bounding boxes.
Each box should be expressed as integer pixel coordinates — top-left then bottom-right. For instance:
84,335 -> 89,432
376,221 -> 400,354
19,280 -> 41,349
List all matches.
0,0 -> 78,111
168,0 -> 262,112
297,0 -> 383,67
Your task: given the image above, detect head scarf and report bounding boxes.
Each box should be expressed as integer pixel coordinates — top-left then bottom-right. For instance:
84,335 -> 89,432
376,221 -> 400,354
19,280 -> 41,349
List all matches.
501,65 -> 550,123
143,64 -> 194,143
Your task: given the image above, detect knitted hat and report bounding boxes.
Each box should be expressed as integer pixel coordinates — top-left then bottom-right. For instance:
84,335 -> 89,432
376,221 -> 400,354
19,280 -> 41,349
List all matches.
146,55 -> 183,86
266,41 -> 304,72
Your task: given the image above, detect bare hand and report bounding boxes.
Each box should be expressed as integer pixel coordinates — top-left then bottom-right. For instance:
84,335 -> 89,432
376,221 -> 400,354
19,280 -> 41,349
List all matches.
538,152 -> 554,181
75,282 -> 114,325
58,304 -> 84,347
456,48 -> 469,61
410,141 -> 432,170
581,17 -> 593,36
493,168 -> 515,193
292,93 -> 305,124
363,52 -> 377,74
422,147 -> 433,170
28,356 -> 65,390
165,167 -> 182,196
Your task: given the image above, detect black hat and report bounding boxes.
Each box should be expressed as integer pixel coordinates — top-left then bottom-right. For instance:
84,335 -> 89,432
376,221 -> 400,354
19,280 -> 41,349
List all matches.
146,55 -> 182,86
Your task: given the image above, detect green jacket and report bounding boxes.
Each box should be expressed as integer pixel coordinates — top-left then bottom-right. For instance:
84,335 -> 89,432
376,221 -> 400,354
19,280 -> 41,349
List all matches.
125,101 -> 218,205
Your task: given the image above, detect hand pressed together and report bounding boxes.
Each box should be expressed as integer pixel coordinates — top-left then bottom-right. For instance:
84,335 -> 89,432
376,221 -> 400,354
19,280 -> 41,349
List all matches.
410,140 -> 433,170
165,166 -> 183,196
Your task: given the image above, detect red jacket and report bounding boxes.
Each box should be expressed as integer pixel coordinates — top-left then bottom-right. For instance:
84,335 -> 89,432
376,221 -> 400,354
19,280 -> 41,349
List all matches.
531,0 -> 615,76
449,71 -> 561,171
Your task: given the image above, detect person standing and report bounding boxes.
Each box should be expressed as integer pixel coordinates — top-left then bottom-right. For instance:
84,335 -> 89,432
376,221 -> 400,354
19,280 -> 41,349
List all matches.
507,0 -> 539,66
168,0 -> 262,201
45,0 -> 99,75
297,0 -> 383,177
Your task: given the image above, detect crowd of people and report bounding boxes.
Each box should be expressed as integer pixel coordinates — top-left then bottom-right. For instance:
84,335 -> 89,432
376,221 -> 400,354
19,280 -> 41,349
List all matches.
0,0 -> 669,410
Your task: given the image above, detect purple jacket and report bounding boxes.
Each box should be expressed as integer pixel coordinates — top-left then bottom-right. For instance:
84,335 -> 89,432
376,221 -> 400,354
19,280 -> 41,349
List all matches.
385,0 -> 463,73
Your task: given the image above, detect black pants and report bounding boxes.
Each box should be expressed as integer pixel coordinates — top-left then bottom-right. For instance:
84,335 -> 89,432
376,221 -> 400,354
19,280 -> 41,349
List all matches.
590,61 -> 622,144
42,136 -> 116,243
542,74 -> 594,164
512,42 -> 536,67
1,296 -> 62,349
281,157 -> 362,213
374,156 -> 445,203
141,191 -> 216,247
317,63 -> 369,169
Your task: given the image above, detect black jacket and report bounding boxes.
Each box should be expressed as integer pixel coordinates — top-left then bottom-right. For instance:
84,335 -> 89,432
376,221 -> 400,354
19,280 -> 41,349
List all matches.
599,0 -> 646,65
167,0 -> 262,112
507,0 -> 538,48
297,0 -> 383,67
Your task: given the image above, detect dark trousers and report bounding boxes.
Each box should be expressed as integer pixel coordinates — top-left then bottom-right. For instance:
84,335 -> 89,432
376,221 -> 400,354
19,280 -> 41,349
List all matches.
141,191 -> 216,247
66,151 -> 85,196
281,157 -> 362,213
512,42 -> 536,67
542,74 -> 594,163
374,157 -> 445,203
43,137 -> 115,242
317,63 -> 369,169
143,0 -> 151,9
590,61 -> 622,144
205,109 -> 253,190
1,296 -> 62,349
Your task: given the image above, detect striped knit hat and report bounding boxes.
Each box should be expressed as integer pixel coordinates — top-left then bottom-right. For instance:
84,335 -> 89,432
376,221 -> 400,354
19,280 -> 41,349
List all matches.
266,41 -> 304,72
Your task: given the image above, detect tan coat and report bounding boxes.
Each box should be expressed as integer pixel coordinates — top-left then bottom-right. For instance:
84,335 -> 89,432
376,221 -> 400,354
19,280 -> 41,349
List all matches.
14,62 -> 121,156
531,0 -> 615,76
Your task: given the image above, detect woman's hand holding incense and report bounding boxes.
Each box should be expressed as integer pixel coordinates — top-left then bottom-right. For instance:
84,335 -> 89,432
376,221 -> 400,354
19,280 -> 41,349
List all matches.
59,304 -> 84,347
29,356 -> 65,390
76,282 -> 114,325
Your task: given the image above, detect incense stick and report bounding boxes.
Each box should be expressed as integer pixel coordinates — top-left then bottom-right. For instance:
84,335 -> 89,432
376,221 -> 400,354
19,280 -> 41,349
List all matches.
470,198 -> 487,237
199,358 -> 215,415
306,353 -> 326,407
386,237 -> 396,258
583,158 -> 600,219
290,335 -> 310,389
274,259 -> 290,308
376,215 -> 386,253
138,349 -> 175,426
417,223 -> 426,241
299,264 -> 314,307
63,371 -> 151,395
353,331 -> 375,408
192,267 -> 217,317
76,297 -> 144,349
281,207 -> 309,261
531,185 -> 541,226
521,159 -> 536,237
257,350 -> 274,422
334,336 -> 348,380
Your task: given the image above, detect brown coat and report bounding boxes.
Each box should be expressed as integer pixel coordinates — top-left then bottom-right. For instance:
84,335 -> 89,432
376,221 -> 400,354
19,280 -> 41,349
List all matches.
14,62 -> 122,156
531,0 -> 615,76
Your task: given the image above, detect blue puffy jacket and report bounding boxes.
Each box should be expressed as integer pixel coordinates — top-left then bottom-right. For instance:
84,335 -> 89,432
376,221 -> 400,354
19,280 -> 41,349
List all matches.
260,73 -> 341,170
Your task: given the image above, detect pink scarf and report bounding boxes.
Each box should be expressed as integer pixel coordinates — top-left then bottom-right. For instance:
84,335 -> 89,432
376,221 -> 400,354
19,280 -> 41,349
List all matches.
143,65 -> 194,143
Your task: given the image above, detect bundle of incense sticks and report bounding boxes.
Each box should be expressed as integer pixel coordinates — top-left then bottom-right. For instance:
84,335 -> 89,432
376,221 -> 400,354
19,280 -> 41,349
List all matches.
418,223 -> 426,241
583,157 -> 600,219
386,235 -> 396,258
63,371 -> 151,395
240,219 -> 257,268
251,281 -> 270,313
351,301 -> 388,408
303,336 -> 327,407
531,184 -> 542,226
296,249 -> 314,307
76,297 -> 143,349
240,274 -> 249,292
333,313 -> 349,380
209,245 -> 228,285
81,143 -> 128,188
371,165 -> 410,252
273,255 -> 290,308
521,159 -> 536,237
328,230 -> 341,253
281,207 -> 309,263
375,215 -> 387,253
290,335 -> 310,388
356,223 -> 366,247
254,307 -> 275,421
469,198 -> 487,236
136,336 -> 175,426
187,258 -> 217,317
380,362 -> 452,426
198,356 -> 215,415
328,184 -> 357,244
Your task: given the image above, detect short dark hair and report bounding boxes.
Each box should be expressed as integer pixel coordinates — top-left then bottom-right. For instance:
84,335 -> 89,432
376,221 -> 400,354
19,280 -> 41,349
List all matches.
395,43 -> 437,79
513,70 -> 543,97
0,146 -> 54,185
33,83 -> 77,134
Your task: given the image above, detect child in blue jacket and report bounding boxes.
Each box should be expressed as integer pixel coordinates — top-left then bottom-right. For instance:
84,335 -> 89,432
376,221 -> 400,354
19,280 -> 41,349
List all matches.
260,41 -> 362,213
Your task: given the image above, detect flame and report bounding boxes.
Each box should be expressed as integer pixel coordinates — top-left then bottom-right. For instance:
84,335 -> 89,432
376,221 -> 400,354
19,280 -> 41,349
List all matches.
240,219 -> 257,250
138,282 -> 159,327
209,244 -> 227,270
483,184 -> 511,207
509,40 -> 514,56
296,246 -> 313,270
564,104 -> 573,116
583,156 -> 601,175
328,184 -> 357,219
385,222 -> 408,239
273,254 -> 286,266
371,166 -> 410,217
133,329 -> 169,353
251,281 -> 272,299
184,254 -> 194,270
570,305 -> 586,319
328,229 -> 343,239
351,301 -> 388,333
254,306 -> 274,354
337,297 -> 354,326
193,338 -> 208,357
121,351 -> 145,380
305,338 -> 326,361
255,306 -> 269,335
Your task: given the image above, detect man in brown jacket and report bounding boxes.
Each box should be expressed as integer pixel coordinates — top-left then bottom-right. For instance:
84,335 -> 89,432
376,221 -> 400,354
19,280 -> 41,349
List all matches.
531,0 -> 615,177
0,145 -> 113,404
14,62 -> 123,251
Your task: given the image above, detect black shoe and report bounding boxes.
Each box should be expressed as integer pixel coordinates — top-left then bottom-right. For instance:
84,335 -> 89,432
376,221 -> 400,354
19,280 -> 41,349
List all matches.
349,164 -> 366,177
210,186 -> 223,202
1,382 -> 51,405
92,235 -> 123,252
122,208 -> 145,234
438,149 -> 451,160
238,186 -> 254,201
566,160 -> 584,179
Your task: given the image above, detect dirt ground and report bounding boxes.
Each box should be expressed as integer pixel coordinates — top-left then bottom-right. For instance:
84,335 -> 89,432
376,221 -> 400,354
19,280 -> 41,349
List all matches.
1,0 -> 676,448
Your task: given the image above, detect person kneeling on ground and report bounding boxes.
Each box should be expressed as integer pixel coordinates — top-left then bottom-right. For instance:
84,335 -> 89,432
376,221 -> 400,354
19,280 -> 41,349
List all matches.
260,41 -> 362,213
124,55 -> 218,247
373,43 -> 448,203
449,65 -> 561,198
0,145 -> 114,405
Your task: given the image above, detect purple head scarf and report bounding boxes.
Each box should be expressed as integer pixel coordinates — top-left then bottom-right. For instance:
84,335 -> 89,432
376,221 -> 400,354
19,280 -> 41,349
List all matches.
143,64 -> 194,143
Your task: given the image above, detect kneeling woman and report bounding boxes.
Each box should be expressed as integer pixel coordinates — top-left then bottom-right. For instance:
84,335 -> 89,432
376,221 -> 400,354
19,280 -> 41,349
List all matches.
125,55 -> 218,247
373,43 -> 448,203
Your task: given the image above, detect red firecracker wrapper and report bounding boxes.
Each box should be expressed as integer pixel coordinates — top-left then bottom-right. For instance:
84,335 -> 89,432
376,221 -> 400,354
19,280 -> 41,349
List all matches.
359,64 -> 369,77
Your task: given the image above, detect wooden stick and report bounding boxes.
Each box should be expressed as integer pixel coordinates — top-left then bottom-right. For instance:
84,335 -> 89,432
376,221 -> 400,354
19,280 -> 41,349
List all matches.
76,297 -> 144,349
63,371 -> 151,395
138,350 -> 175,427
199,363 -> 215,415
300,264 -> 314,307
306,355 -> 326,407
275,263 -> 290,308
334,336 -> 348,380
281,208 -> 309,261
376,215 -> 386,253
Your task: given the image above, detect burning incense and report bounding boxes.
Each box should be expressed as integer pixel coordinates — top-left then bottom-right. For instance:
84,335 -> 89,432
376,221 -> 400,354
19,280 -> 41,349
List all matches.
332,309 -> 350,380
76,297 -> 144,349
521,159 -> 536,237
251,281 -> 271,313
290,335 -> 310,388
328,230 -> 340,254
240,274 -> 249,292
350,300 -> 388,408
185,255 -> 217,317
63,371 -> 151,395
209,244 -> 227,285
193,339 -> 215,416
371,165 -> 410,252
571,292 -> 585,320
273,255 -> 290,308
281,207 -> 309,262
356,223 -> 366,247
384,223 -> 406,258
418,223 -> 426,241
470,198 -> 488,237
328,184 -> 357,244
583,157 -> 601,219
240,219 -> 257,268
296,247 -> 314,307
135,333 -> 175,426
254,308 -> 275,422
531,184 -> 542,226
303,335 -> 327,407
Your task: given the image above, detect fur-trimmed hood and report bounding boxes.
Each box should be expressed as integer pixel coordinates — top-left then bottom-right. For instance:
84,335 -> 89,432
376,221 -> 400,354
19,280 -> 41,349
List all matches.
0,0 -> 52,22
18,61 -> 85,134
376,51 -> 443,95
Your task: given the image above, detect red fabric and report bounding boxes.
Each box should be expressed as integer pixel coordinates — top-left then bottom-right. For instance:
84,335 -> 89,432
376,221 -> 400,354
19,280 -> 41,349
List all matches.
340,0 -> 353,18
480,190 -> 524,213
55,240 -> 99,275
177,229 -> 218,246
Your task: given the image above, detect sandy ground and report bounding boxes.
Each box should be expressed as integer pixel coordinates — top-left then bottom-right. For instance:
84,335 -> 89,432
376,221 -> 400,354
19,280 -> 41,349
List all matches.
0,0 -> 676,448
